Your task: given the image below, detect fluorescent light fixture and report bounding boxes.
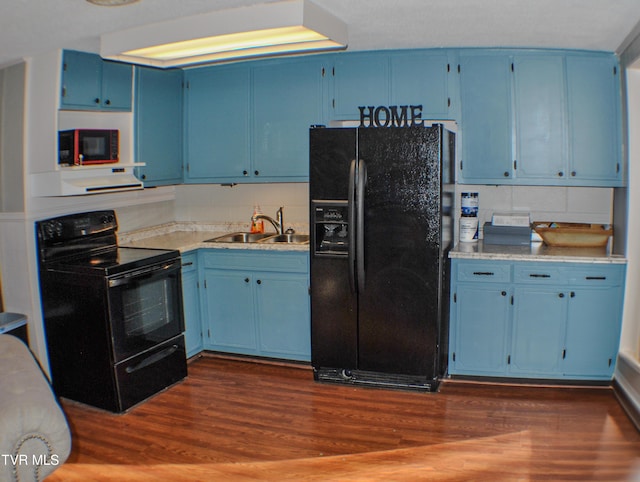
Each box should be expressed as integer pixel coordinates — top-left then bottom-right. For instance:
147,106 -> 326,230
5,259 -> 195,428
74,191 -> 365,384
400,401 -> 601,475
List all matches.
100,0 -> 347,68
87,0 -> 139,5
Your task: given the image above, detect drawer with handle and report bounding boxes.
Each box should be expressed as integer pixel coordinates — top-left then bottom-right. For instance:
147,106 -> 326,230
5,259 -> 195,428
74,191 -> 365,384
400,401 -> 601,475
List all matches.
456,261 -> 511,283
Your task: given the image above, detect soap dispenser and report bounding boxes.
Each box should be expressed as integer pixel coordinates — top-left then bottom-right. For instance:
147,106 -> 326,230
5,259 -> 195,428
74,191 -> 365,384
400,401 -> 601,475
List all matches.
251,205 -> 264,233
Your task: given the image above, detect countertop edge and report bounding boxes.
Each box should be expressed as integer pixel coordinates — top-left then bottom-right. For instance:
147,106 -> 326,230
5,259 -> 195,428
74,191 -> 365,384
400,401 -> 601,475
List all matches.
449,241 -> 627,264
118,222 -> 310,253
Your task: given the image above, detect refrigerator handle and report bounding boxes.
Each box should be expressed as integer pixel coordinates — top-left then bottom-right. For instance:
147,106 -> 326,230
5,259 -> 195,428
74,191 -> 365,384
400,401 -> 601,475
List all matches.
348,159 -> 357,293
356,159 -> 367,293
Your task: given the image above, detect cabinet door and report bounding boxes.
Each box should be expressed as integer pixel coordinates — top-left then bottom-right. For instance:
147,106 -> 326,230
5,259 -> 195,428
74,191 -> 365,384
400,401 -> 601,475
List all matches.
331,52 -> 389,121
60,50 -> 102,109
255,271 -> 310,361
513,55 -> 566,182
252,59 -> 323,180
184,65 -> 250,181
181,252 -> 202,358
101,60 -> 133,111
450,284 -> 511,375
134,66 -> 183,185
204,268 -> 257,354
563,286 -> 623,378
390,51 -> 452,119
459,54 -> 513,182
566,55 -> 622,185
511,286 -> 566,376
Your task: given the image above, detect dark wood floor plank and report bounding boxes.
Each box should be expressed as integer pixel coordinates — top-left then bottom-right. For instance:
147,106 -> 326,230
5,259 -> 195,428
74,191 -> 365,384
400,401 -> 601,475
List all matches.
48,354 -> 640,481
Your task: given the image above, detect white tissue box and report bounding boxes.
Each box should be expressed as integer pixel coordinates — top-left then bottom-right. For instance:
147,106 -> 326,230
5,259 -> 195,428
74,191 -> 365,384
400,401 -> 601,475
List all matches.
491,212 -> 531,227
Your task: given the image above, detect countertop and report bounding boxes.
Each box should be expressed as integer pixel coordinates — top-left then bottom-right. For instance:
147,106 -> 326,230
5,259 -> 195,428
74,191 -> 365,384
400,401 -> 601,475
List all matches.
449,240 -> 626,264
118,222 -> 310,253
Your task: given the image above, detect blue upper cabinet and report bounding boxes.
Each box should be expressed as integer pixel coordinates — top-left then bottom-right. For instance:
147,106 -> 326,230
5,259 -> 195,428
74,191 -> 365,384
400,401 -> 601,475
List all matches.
252,58 -> 324,180
184,57 -> 324,183
331,52 -> 389,120
331,50 -> 454,123
459,53 -> 513,182
134,66 -> 184,186
60,50 -> 132,111
458,49 -> 623,187
566,54 -> 622,184
390,51 -> 454,120
184,64 -> 250,181
513,55 -> 566,182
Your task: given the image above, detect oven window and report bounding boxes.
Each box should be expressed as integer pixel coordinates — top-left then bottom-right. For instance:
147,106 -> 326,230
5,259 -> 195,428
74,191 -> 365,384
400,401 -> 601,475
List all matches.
109,261 -> 185,362
123,278 -> 173,337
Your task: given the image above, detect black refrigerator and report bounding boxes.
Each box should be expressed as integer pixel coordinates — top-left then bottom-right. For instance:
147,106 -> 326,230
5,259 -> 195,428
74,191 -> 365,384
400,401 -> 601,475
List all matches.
309,125 -> 455,392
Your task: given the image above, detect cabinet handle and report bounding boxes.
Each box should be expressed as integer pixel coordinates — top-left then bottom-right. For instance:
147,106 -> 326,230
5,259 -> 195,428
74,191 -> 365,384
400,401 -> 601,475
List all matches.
501,291 -> 507,296
94,97 -> 100,104
529,273 -> 551,278
242,170 -> 248,176
141,174 -> 146,180
571,171 -> 577,177
182,262 -> 193,267
256,279 -> 262,285
104,99 -> 111,106
503,171 -> 509,177
254,170 -> 260,176
558,292 -> 565,298
562,349 -> 566,359
570,291 -> 575,298
586,276 -> 606,281
472,271 -> 494,276
558,171 -> 564,177
244,277 -> 250,283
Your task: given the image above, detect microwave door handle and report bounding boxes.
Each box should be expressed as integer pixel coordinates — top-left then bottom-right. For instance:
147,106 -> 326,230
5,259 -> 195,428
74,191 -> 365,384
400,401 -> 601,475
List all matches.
348,159 -> 357,294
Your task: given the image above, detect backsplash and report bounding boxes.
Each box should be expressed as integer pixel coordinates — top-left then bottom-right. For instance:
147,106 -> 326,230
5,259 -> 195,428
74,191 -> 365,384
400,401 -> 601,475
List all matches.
174,183 -> 310,232
116,183 -> 613,241
455,184 -> 613,240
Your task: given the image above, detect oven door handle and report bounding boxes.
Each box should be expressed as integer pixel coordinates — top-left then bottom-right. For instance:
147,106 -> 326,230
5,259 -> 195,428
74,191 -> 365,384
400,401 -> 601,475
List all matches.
108,261 -> 179,288
124,344 -> 179,374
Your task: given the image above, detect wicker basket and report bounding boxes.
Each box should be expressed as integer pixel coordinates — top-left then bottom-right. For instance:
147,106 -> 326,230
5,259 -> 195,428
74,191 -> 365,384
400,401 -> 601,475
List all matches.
532,222 -> 612,248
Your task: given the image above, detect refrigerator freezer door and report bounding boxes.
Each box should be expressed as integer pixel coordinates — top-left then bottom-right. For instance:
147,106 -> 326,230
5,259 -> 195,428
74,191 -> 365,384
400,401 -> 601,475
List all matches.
309,128 -> 358,370
356,127 -> 443,377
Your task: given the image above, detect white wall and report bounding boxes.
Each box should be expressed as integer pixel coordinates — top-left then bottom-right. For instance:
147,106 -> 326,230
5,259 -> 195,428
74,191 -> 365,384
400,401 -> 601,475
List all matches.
619,66 -> 640,357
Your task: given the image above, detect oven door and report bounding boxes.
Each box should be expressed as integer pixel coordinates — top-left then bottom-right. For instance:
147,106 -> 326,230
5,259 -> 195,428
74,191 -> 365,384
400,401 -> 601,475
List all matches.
107,258 -> 185,362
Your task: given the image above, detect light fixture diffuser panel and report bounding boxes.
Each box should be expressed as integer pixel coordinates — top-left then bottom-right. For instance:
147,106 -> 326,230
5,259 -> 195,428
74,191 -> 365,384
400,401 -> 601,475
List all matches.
87,0 -> 140,6
101,0 -> 347,68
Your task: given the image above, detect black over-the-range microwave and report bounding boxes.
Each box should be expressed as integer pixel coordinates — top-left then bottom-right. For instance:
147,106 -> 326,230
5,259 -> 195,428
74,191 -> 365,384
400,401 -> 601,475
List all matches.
58,129 -> 119,166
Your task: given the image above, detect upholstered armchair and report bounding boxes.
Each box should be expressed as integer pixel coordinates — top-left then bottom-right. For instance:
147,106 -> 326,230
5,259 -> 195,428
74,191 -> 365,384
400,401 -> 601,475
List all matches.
0,335 -> 71,481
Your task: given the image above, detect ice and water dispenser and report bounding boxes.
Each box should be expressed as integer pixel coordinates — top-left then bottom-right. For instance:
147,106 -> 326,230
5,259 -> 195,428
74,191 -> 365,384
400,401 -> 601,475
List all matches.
312,201 -> 349,256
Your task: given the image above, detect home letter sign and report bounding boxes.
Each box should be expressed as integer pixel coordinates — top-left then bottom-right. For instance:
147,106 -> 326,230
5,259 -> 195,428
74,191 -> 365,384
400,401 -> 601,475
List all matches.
358,105 -> 424,128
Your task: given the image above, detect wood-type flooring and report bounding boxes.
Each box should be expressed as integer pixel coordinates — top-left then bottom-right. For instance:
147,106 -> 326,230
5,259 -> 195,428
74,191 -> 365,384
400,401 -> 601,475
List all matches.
48,354 -> 640,481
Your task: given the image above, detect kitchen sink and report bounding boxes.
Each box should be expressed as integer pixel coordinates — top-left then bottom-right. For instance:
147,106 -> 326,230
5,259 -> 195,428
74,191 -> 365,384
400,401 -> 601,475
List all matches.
204,232 -> 274,243
204,232 -> 309,244
258,233 -> 309,244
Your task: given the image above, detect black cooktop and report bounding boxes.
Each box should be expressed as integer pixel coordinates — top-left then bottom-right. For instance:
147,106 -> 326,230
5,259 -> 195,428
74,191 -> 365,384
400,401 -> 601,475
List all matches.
45,247 -> 179,276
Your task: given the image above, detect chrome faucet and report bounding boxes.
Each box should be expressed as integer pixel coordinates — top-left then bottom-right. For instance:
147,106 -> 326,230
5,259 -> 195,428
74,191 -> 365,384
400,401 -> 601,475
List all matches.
252,206 -> 284,235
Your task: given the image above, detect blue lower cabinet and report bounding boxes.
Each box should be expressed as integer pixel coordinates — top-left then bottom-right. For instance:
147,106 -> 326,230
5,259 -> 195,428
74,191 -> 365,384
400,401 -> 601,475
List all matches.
450,284 -> 511,376
449,258 -> 625,381
201,250 -> 310,361
181,251 -> 203,358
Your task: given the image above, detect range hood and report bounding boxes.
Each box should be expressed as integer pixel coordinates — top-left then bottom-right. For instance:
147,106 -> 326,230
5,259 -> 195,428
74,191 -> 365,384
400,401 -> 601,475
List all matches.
31,164 -> 144,196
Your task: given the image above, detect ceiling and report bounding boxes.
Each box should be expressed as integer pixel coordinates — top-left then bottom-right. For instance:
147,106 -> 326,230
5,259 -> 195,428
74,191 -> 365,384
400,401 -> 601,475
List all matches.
2,0 -> 640,68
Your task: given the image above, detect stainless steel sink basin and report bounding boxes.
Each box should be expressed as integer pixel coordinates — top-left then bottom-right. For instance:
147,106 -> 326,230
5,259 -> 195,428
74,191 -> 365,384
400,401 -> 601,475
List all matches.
204,232 -> 274,243
204,232 -> 309,244
258,233 -> 310,244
